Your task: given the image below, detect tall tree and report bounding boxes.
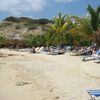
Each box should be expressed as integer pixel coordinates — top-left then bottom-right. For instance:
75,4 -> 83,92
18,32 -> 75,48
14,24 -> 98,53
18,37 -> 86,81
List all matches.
87,5 -> 100,46
50,13 -> 68,46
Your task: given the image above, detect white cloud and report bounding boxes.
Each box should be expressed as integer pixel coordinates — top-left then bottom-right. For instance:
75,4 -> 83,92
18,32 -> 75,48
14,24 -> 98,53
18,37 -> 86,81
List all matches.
54,0 -> 78,3
0,0 -> 46,16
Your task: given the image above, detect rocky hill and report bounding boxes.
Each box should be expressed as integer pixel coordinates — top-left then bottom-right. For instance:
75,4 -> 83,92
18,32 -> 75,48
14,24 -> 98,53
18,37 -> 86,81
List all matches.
0,16 -> 52,39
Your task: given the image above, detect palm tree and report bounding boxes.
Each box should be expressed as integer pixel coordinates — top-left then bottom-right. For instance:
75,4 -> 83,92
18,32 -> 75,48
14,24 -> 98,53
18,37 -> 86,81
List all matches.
87,5 -> 100,46
58,5 -> 100,47
50,13 -> 68,46
42,31 -> 54,46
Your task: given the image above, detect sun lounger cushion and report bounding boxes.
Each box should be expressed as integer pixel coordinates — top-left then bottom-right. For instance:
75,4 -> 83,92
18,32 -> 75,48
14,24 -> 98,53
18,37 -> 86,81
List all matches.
87,90 -> 100,100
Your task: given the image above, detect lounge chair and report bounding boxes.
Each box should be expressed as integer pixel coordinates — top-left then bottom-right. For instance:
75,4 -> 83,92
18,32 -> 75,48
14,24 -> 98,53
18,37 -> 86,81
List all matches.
82,50 -> 100,61
47,48 -> 65,55
35,47 -> 40,52
47,49 -> 59,55
95,59 -> 100,63
94,56 -> 100,63
36,47 -> 44,53
71,46 -> 92,56
87,90 -> 100,100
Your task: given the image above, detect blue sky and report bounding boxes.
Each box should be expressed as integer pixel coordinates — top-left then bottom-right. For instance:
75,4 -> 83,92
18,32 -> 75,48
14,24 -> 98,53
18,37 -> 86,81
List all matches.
0,0 -> 100,20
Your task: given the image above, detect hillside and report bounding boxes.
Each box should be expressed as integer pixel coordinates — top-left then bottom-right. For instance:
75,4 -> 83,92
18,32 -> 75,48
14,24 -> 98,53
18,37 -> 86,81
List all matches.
0,16 -> 52,38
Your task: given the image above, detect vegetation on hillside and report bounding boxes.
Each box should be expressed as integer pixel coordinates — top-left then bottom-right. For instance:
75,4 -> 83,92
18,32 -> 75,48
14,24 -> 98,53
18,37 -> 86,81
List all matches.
0,5 -> 100,48
4,16 -> 52,24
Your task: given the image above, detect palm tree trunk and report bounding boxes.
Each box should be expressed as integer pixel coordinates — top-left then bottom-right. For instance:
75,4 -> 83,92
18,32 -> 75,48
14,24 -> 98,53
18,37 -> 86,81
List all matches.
95,30 -> 100,47
60,33 -> 63,48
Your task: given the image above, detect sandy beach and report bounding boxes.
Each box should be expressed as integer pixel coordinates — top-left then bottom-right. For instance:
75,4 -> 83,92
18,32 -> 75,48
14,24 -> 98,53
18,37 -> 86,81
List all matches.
0,49 -> 100,100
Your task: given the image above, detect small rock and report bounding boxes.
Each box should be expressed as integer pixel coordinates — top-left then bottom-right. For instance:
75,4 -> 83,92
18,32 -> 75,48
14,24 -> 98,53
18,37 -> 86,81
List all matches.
49,89 -> 53,92
55,96 -> 60,99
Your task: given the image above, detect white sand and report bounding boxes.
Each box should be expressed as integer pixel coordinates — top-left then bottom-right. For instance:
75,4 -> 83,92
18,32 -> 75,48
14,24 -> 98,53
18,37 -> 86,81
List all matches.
0,49 -> 100,100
